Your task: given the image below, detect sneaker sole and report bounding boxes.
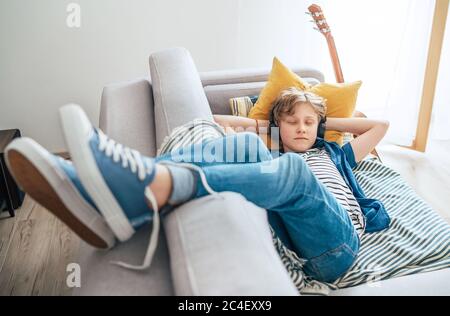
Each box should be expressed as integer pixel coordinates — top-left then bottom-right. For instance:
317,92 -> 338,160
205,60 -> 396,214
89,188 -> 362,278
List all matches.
5,138 -> 115,249
59,104 -> 135,242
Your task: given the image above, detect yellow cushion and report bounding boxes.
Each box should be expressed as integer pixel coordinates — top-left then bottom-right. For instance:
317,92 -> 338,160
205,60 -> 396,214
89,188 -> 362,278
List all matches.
310,81 -> 362,145
248,57 -> 311,120
248,57 -> 362,146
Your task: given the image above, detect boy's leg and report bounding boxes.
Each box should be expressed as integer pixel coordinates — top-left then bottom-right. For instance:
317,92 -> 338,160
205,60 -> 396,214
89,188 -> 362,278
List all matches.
185,152 -> 360,283
156,132 -> 274,167
157,134 -> 358,282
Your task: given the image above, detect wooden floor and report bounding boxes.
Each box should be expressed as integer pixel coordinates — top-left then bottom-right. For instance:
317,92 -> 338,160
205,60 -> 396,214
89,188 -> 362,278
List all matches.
0,140 -> 449,296
0,196 -> 80,296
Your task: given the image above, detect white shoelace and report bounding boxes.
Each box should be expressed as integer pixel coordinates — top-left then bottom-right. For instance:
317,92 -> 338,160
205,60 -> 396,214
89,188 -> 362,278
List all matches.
110,187 -> 161,271
98,130 -> 153,181
97,130 -> 220,271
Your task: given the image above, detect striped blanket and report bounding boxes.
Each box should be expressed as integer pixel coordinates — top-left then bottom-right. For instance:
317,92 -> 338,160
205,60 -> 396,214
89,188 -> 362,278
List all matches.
329,156 -> 450,290
282,155 -> 450,295
158,120 -> 450,295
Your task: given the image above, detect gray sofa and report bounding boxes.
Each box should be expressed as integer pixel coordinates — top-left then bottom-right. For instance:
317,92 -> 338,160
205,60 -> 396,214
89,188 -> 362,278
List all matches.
73,47 -> 450,296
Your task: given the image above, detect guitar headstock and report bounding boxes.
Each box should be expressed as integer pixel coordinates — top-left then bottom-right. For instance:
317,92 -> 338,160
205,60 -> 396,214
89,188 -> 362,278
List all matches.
307,4 -> 331,37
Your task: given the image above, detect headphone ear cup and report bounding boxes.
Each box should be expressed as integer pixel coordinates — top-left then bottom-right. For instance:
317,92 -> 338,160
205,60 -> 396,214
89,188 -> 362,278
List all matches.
317,118 -> 326,139
269,108 -> 277,128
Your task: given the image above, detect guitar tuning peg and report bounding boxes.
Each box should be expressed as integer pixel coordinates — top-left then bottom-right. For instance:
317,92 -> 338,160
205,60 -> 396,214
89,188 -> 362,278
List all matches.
313,27 -> 321,33
309,20 -> 316,23
305,11 -> 312,16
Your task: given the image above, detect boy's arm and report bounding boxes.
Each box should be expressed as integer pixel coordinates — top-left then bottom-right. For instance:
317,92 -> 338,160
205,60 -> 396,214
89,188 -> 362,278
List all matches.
326,117 -> 390,163
213,115 -> 270,134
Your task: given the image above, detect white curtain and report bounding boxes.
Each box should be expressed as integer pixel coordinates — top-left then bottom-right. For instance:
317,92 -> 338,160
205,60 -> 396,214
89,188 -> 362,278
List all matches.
431,7 -> 450,141
236,0 -> 445,144
308,0 -> 436,146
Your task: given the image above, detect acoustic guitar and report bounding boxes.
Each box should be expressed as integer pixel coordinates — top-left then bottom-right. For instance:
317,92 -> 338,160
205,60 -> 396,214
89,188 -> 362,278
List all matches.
307,4 -> 381,161
307,4 -> 345,83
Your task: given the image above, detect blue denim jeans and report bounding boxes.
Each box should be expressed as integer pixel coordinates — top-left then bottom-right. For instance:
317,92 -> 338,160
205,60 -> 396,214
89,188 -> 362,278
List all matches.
157,133 -> 360,283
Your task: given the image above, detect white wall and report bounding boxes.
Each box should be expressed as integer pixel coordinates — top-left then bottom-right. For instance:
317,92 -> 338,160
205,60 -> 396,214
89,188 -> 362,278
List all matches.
0,0 -> 328,152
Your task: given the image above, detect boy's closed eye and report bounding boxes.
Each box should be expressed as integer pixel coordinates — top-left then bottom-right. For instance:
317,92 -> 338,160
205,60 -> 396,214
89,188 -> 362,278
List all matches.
285,119 -> 315,125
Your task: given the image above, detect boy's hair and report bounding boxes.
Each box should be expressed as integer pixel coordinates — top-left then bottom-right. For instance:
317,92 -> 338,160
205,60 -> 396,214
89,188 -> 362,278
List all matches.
271,88 -> 327,126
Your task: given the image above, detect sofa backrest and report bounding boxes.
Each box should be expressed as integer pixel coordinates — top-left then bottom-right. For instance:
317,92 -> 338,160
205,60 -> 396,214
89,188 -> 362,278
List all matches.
149,48 -> 214,149
99,77 -> 157,157
200,68 -> 324,115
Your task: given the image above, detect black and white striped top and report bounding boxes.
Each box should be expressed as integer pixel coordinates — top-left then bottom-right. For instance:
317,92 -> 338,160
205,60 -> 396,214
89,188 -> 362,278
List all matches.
299,147 -> 366,238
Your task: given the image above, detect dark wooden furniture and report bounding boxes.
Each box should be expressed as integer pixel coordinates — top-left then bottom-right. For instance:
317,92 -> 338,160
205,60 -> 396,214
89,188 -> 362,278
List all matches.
0,129 -> 25,217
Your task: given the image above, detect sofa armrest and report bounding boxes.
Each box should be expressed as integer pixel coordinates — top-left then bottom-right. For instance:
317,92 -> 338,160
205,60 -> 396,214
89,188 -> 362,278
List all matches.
200,67 -> 325,87
99,78 -> 157,156
164,192 -> 299,296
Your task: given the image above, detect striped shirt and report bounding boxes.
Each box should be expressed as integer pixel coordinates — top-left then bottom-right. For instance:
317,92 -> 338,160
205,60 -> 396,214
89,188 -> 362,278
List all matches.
299,147 -> 366,238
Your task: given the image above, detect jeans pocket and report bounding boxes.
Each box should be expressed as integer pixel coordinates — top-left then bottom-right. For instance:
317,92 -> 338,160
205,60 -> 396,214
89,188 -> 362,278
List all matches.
306,243 -> 358,283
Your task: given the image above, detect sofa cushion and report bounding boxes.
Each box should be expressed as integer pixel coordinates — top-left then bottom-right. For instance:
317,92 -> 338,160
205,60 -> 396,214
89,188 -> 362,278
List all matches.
229,96 -> 255,117
149,48 -> 214,149
248,57 -> 311,119
309,81 -> 363,146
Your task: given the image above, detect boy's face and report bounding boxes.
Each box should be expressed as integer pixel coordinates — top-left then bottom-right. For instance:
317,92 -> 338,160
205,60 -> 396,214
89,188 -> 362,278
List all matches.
279,102 -> 320,153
